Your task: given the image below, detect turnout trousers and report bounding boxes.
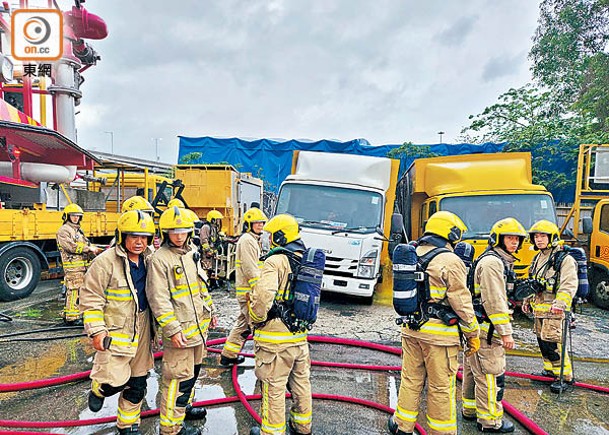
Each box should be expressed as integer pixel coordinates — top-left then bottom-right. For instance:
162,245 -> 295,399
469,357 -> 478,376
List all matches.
534,317 -> 573,381
393,336 -> 459,435
221,299 -> 251,359
63,270 -> 84,321
90,310 -> 153,429
461,341 -> 506,429
160,344 -> 205,435
254,344 -> 312,435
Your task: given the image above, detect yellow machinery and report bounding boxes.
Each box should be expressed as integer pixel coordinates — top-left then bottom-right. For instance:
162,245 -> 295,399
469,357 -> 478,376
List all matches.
396,152 -> 557,277
560,144 -> 609,309
174,164 -> 263,236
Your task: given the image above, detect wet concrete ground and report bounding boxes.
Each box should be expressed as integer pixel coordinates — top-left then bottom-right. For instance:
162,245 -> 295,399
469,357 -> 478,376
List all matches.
1,280 -> 608,434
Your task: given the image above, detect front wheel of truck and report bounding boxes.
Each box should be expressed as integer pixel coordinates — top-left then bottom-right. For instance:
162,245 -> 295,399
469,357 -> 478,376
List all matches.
0,247 -> 41,301
590,270 -> 609,310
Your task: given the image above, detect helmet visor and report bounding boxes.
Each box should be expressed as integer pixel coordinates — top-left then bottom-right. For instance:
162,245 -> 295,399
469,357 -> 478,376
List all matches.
168,228 -> 193,234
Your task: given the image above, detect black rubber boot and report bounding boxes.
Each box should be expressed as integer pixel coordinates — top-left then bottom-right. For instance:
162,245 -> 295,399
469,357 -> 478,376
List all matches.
88,391 -> 104,412
117,424 -> 141,434
550,379 -> 574,393
387,416 -> 412,435
177,423 -> 202,435
462,411 -> 477,421
532,369 -> 556,378
220,355 -> 246,367
249,427 -> 261,435
477,420 -> 515,433
184,404 -> 207,420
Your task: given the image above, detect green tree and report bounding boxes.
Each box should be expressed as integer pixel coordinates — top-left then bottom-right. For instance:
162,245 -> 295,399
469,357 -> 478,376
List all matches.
388,141 -> 438,160
179,152 -> 202,164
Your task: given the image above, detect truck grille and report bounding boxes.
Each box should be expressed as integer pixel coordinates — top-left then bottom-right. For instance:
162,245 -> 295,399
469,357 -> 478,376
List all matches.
323,256 -> 358,278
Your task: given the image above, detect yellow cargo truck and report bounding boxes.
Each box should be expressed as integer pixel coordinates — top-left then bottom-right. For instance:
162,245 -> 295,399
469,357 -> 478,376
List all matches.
395,152 -> 557,277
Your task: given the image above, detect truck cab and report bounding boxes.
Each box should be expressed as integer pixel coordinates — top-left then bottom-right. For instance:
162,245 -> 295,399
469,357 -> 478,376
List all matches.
275,151 -> 399,300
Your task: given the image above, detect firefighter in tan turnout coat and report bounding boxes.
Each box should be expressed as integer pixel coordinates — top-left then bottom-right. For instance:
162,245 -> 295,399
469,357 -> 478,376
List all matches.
389,211 -> 480,435
146,206 -> 217,435
56,203 -> 102,323
220,207 -> 267,366
461,218 -> 525,433
523,220 -> 578,394
80,210 -> 155,435
248,214 -> 312,435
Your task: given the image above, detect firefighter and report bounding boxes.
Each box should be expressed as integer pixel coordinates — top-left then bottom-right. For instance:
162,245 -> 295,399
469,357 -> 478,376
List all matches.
248,214 -> 311,435
200,210 -> 224,289
80,210 -> 155,435
56,203 -> 102,324
461,218 -> 525,433
146,206 -> 218,435
220,207 -> 267,367
388,211 -> 480,435
522,220 -> 577,393
122,196 -> 155,215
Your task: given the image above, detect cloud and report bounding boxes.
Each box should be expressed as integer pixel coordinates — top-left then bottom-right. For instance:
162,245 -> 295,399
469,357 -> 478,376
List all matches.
481,52 -> 528,82
434,15 -> 479,47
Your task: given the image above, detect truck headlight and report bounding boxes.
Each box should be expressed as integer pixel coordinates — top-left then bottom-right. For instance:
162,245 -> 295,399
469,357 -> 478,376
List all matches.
357,250 -> 378,279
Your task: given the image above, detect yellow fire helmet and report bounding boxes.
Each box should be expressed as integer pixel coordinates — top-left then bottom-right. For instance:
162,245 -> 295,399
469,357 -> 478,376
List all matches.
159,206 -> 194,240
243,207 -> 268,232
122,196 -> 154,214
207,210 -> 224,222
424,211 -> 467,244
263,213 -> 300,247
117,210 -> 155,245
528,219 -> 561,249
184,208 -> 201,224
167,198 -> 185,209
62,203 -> 84,222
489,217 -> 527,250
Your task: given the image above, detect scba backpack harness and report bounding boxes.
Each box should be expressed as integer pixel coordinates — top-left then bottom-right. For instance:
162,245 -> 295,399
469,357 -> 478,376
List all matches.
551,246 -> 589,304
463,248 -> 516,344
262,247 -> 326,333
392,243 -> 458,330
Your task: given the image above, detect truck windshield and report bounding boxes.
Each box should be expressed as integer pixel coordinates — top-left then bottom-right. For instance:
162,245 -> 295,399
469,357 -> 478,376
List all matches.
440,194 -> 556,238
276,183 -> 383,232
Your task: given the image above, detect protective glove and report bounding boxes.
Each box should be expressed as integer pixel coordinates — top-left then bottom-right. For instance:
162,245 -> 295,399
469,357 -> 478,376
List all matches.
465,336 -> 480,357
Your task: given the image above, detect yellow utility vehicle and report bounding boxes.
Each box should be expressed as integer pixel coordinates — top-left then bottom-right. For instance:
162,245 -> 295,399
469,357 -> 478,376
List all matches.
394,152 -> 557,277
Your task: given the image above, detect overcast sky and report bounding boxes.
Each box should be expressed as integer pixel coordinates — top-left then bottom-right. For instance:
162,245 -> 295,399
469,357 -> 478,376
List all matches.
56,0 -> 541,163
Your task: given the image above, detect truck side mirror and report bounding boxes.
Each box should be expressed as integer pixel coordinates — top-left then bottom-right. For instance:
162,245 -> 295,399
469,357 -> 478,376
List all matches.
582,216 -> 593,235
389,213 -> 405,260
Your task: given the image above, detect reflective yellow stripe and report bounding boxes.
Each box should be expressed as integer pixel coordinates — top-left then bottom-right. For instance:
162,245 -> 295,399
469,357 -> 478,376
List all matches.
488,312 -> 510,325
183,319 -> 211,339
157,311 -> 177,327
556,292 -> 573,307
223,341 -> 242,354
203,294 -> 212,306
473,283 -> 481,297
249,303 -> 264,323
418,322 -> 460,337
395,404 -> 418,422
531,302 -> 552,313
462,397 -> 476,410
105,288 -> 132,301
83,310 -> 103,323
486,373 -> 501,419
248,277 -> 260,286
236,286 -> 251,296
290,409 -> 312,424
254,329 -> 307,344
109,331 -> 138,347
257,261 -> 264,268
429,285 -> 447,299
460,318 -> 479,334
63,260 -> 86,268
117,406 -> 140,424
261,419 -> 286,434
161,379 -> 183,427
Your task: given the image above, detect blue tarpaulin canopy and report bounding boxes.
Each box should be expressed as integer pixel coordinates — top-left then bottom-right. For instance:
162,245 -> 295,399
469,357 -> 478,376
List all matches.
178,136 -> 504,192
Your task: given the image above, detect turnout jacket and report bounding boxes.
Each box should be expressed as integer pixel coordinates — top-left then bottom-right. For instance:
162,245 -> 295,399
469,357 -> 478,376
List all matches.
528,247 -> 578,317
249,252 -> 307,353
403,242 -> 479,346
57,221 -> 94,273
235,232 -> 263,301
473,248 -> 514,344
80,245 -> 152,357
146,243 -> 216,348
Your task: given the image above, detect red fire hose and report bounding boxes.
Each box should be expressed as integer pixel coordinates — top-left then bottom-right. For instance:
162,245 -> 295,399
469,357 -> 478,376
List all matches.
1,335 -> 607,435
